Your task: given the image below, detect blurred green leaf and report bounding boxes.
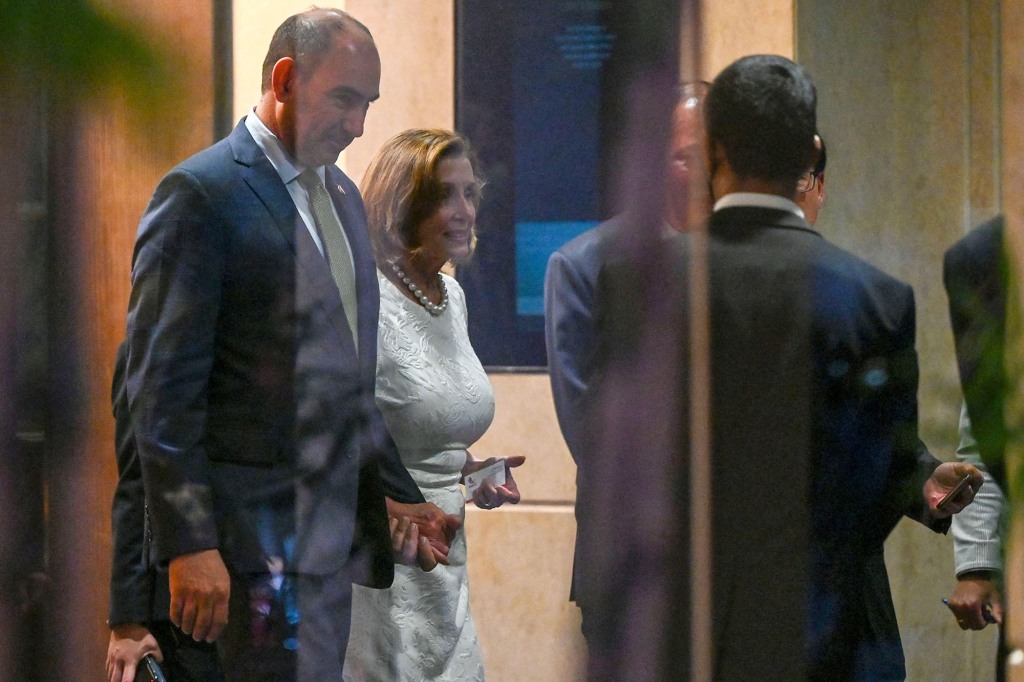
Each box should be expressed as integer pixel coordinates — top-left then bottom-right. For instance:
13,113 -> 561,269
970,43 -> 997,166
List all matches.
0,0 -> 173,109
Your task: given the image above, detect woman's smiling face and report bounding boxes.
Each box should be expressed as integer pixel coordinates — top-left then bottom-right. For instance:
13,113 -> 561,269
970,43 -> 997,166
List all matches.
413,155 -> 479,269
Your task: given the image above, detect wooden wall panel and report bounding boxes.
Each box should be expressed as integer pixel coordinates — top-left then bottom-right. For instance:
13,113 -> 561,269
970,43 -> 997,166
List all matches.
42,1 -> 215,677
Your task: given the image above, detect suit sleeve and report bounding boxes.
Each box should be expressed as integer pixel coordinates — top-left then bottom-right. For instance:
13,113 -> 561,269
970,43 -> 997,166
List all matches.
108,341 -> 156,626
904,442 -> 949,532
544,249 -> 596,464
125,169 -> 224,564
885,287 -> 951,533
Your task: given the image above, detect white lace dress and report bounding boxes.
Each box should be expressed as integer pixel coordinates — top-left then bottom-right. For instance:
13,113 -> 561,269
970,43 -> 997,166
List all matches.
344,271 -> 494,681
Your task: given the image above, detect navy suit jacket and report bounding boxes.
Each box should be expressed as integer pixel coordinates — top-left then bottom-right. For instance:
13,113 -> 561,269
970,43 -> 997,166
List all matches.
124,120 -> 421,589
108,341 -> 167,626
544,216 -> 630,466
544,215 -> 636,608
582,206 -> 945,681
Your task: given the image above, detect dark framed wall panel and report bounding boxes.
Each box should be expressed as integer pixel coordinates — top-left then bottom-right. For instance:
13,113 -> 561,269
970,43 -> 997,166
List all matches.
455,1 -> 679,368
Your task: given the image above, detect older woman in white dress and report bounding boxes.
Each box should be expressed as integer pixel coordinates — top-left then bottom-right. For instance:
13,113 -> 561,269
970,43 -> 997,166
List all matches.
343,129 -> 524,681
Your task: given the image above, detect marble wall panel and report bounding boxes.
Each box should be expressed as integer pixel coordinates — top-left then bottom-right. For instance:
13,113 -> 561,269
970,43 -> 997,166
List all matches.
796,1 -> 1002,679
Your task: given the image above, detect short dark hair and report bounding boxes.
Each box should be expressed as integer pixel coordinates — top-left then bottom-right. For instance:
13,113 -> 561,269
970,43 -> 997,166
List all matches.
260,8 -> 373,92
706,55 -> 818,185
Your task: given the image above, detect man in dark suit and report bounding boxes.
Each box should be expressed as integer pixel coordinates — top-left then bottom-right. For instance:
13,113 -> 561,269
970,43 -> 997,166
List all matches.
543,82 -> 708,648
793,133 -> 967,680
583,55 -> 980,681
120,9 -> 455,681
107,342 -> 222,682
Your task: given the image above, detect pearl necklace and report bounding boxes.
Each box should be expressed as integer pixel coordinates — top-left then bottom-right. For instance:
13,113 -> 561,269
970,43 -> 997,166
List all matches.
389,261 -> 448,316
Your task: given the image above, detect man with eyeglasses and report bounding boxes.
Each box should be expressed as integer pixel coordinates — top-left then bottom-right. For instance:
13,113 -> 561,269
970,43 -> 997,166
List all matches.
795,136 -> 827,225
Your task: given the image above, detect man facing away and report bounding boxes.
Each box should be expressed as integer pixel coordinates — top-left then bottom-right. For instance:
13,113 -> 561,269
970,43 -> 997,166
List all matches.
581,55 -> 980,680
795,133 -> 979,680
117,9 -> 456,681
543,81 -> 709,649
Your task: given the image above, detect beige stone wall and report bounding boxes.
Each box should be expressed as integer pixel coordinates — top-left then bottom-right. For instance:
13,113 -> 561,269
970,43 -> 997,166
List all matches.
466,374 -> 585,680
701,0 -> 793,77
232,0 -> 453,185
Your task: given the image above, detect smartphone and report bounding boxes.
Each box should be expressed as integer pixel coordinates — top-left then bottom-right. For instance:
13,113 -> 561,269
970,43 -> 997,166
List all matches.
937,474 -> 972,511
134,655 -> 168,682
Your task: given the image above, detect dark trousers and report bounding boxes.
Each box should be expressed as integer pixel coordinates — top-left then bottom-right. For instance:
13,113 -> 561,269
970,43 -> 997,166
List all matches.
217,569 -> 353,682
150,621 -> 223,681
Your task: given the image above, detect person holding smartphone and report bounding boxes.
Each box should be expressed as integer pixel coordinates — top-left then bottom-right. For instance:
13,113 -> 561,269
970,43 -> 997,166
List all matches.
106,343 -> 222,682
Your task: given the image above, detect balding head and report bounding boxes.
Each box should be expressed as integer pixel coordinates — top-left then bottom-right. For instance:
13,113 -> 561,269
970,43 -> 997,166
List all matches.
666,81 -> 711,231
254,7 -> 380,166
260,8 -> 373,93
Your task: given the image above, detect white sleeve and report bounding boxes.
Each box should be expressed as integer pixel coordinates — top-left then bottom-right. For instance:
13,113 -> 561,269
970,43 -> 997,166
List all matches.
951,402 -> 1006,576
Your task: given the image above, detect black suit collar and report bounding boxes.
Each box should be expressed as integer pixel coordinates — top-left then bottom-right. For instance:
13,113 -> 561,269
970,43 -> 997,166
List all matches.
711,205 -> 822,238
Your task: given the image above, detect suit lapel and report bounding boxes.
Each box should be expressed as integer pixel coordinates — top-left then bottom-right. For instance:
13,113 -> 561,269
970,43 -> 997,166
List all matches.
231,121 -> 299,250
230,122 -> 359,360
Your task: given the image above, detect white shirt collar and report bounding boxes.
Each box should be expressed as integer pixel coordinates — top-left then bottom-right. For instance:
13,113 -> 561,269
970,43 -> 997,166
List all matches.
713,192 -> 806,221
244,111 -> 324,185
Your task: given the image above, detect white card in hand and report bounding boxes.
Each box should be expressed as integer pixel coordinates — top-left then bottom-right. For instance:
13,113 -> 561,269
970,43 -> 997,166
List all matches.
465,460 -> 506,501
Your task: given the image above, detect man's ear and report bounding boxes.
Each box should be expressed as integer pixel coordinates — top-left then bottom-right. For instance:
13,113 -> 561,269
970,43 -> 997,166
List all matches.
816,172 -> 826,207
271,57 -> 298,101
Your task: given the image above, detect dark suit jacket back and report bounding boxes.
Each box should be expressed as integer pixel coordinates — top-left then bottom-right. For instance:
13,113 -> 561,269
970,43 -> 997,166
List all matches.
584,206 -> 941,681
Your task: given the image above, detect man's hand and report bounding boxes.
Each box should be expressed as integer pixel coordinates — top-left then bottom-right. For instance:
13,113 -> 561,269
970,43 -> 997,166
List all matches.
168,548 -> 230,642
463,455 -> 526,509
947,570 -> 1003,630
924,461 -> 983,517
106,623 -> 162,682
390,515 -> 440,571
385,499 -> 462,570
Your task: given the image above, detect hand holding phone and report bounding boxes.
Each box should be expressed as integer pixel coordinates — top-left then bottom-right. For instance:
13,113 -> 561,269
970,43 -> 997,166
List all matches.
936,474 -> 972,512
134,654 -> 168,682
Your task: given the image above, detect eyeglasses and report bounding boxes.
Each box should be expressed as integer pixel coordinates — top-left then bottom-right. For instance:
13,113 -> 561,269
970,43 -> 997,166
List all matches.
796,171 -> 819,193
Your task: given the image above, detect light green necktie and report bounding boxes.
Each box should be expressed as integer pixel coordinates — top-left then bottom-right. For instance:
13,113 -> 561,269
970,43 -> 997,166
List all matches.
298,168 -> 358,351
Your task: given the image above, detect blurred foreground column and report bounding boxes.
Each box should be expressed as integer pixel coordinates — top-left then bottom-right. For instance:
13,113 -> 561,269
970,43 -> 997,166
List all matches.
1003,0 -> 1024,679
0,1 -> 215,678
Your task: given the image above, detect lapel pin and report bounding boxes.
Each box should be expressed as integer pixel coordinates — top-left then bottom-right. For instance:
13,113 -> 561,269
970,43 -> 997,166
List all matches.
337,184 -> 346,195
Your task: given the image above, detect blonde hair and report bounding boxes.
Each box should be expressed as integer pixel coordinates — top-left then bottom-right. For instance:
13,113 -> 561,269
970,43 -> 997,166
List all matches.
360,129 -> 483,265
